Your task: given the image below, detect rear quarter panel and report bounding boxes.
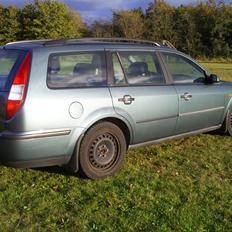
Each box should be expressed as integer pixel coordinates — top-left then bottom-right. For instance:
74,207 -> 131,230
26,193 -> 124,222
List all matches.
12,46 -> 116,131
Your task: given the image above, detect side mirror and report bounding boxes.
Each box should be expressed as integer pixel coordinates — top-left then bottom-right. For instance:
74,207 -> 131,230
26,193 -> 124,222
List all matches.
204,71 -> 220,84
210,74 -> 220,83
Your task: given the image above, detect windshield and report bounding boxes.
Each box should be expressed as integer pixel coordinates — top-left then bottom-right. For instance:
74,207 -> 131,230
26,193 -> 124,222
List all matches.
0,50 -> 21,91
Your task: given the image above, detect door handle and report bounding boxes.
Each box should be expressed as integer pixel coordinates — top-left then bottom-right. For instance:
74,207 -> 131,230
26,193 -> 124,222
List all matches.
181,92 -> 192,101
118,95 -> 135,105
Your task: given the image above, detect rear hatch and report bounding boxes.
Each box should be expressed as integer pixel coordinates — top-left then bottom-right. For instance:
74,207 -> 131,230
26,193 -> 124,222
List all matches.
0,48 -> 26,131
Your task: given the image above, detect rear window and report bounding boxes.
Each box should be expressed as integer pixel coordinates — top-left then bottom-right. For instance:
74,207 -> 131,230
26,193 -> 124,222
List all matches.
47,51 -> 107,88
0,50 -> 21,91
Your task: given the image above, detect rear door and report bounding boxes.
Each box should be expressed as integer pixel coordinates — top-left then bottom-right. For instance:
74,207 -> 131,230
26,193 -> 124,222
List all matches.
160,52 -> 225,134
107,49 -> 178,144
0,49 -> 25,128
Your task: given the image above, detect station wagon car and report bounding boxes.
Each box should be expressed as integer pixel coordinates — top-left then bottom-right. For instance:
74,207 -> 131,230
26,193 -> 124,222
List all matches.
0,38 -> 232,179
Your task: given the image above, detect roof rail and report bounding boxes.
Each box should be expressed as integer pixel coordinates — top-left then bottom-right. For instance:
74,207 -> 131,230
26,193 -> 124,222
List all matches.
6,37 -> 176,49
43,37 -> 162,47
6,39 -> 52,45
162,40 -> 176,49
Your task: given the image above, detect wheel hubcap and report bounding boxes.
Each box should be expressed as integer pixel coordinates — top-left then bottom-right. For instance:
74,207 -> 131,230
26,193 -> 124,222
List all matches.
89,133 -> 118,170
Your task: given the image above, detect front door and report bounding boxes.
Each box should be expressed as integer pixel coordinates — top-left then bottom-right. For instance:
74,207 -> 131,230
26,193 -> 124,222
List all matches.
160,52 -> 225,134
108,50 -> 179,144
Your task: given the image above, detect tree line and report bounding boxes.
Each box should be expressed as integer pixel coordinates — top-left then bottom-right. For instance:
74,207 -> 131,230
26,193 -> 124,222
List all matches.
0,0 -> 231,58
90,0 -> 232,58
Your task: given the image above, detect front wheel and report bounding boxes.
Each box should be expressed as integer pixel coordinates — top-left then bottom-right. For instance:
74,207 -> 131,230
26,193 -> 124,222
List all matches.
79,122 -> 127,179
226,108 -> 232,136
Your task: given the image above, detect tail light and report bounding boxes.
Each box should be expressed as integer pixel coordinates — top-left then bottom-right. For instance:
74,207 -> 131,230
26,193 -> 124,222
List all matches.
6,52 -> 31,120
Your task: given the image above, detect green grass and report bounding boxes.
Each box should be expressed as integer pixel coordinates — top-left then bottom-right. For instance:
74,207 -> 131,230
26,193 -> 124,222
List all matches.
200,62 -> 232,82
1,62 -> 232,231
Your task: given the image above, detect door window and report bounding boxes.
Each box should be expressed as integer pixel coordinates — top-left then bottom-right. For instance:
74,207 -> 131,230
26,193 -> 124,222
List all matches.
115,51 -> 165,85
161,52 -> 205,84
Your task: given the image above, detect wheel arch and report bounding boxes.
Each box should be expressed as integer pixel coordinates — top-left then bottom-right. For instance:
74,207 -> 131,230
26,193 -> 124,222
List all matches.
99,117 -> 131,147
64,116 -> 133,173
218,97 -> 232,133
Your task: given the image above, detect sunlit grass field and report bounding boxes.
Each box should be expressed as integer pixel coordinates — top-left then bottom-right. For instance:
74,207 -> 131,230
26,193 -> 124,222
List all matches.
0,62 -> 232,231
201,62 -> 232,82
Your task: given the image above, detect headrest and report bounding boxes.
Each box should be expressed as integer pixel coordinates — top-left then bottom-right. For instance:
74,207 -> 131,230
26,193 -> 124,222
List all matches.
48,56 -> 60,73
73,63 -> 95,75
128,62 -> 148,76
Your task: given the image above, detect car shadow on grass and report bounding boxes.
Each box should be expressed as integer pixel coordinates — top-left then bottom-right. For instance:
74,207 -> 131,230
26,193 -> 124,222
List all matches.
33,166 -> 87,179
206,130 -> 228,136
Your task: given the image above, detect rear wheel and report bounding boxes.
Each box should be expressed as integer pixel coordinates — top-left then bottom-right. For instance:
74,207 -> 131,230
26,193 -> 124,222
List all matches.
79,122 -> 127,179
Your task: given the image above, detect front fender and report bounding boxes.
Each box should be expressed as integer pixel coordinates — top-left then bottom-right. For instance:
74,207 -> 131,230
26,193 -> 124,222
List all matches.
224,96 -> 232,118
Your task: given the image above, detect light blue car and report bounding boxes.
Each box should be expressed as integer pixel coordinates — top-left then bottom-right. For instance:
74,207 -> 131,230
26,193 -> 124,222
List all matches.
0,38 -> 231,179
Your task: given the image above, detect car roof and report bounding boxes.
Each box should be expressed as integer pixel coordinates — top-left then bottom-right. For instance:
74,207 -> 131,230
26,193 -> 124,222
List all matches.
3,38 -> 177,52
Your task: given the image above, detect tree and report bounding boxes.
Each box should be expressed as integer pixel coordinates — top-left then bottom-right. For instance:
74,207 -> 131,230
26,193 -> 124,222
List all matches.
90,20 -> 114,37
211,2 -> 232,57
69,10 -> 87,37
191,1 -> 218,57
0,6 -> 20,44
172,6 -> 200,56
112,9 -> 145,39
145,1 -> 176,43
19,0 -> 86,40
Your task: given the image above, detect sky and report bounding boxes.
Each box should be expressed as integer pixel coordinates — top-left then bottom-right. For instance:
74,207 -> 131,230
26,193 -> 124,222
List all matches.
0,0 -> 229,23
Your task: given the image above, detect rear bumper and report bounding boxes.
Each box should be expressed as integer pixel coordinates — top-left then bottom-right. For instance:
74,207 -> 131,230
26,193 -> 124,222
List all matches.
0,128 -> 84,168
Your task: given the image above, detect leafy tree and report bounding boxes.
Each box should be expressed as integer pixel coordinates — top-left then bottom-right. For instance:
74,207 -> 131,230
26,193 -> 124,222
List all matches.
90,20 -> 114,37
145,1 -> 176,43
212,2 -> 232,57
112,9 -> 145,39
0,6 -> 20,44
172,6 -> 201,56
191,1 -> 218,57
191,0 -> 232,57
19,0 -> 85,40
69,10 -> 87,37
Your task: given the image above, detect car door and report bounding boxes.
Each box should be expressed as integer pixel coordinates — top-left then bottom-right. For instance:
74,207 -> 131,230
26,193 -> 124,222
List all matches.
160,51 -> 225,134
107,49 -> 179,144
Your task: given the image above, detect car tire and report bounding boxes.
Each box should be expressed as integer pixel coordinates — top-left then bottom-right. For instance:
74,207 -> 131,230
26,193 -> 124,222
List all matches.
79,122 -> 127,179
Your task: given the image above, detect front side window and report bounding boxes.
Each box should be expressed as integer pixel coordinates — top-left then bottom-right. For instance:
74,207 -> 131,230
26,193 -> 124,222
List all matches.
161,52 -> 205,84
115,51 -> 165,85
47,52 -> 106,88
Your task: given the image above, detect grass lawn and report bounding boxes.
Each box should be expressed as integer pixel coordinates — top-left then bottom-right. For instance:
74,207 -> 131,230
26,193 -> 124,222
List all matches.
0,62 -> 232,231
200,62 -> 232,82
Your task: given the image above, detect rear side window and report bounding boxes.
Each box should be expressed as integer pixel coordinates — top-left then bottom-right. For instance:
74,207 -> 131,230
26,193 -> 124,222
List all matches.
0,50 -> 21,91
47,52 -> 106,88
116,51 -> 165,85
